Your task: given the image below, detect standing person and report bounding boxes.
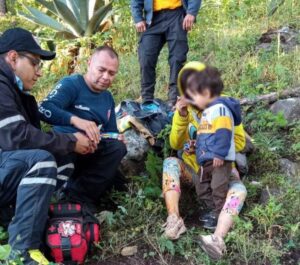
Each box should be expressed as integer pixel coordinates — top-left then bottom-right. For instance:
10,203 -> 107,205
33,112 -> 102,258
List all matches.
0,28 -> 93,265
162,62 -> 247,260
39,46 -> 127,212
131,0 -> 202,106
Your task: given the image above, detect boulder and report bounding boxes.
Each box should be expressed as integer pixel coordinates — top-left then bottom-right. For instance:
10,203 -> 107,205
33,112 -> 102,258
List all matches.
260,187 -> 281,205
121,129 -> 150,176
279,158 -> 300,181
270,98 -> 300,124
235,153 -> 249,175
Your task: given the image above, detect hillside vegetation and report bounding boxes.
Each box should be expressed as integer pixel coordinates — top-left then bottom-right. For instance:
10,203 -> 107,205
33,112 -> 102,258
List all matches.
0,0 -> 299,264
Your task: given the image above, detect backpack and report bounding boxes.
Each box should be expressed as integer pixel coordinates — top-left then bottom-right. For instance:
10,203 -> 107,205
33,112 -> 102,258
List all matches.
116,99 -> 173,136
46,202 -> 100,264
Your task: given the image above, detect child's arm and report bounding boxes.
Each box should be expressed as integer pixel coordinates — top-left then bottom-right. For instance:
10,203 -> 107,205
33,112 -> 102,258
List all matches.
170,110 -> 190,150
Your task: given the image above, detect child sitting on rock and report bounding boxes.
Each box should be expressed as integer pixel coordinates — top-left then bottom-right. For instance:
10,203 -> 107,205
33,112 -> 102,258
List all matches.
185,67 -> 243,229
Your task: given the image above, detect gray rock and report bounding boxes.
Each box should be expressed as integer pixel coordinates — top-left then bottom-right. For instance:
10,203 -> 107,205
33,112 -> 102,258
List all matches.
256,26 -> 300,53
121,246 -> 138,256
250,181 -> 262,186
270,98 -> 300,123
279,158 -> 300,181
121,129 -> 150,176
123,129 -> 150,161
260,187 -> 281,205
121,158 -> 146,177
235,153 -> 249,175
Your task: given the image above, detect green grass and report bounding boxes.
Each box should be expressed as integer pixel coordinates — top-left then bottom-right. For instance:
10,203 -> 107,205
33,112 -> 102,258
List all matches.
28,0 -> 300,105
1,0 -> 300,264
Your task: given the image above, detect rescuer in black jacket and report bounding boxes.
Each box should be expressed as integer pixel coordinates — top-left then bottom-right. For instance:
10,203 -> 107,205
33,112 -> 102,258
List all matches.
0,28 -> 95,264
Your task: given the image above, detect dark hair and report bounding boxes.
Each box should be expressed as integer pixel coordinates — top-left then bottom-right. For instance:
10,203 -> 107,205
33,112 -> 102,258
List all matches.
93,45 -> 119,60
187,67 -> 224,97
180,69 -> 196,96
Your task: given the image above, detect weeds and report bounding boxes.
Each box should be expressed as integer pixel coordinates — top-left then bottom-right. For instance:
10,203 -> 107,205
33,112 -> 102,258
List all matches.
0,0 -> 300,264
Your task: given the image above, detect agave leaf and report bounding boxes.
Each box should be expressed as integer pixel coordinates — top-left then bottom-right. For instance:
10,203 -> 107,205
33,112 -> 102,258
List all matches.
93,0 -> 105,15
85,2 -> 112,36
19,8 -> 68,33
36,0 -> 58,16
65,0 -> 80,22
53,0 -> 84,37
78,0 -> 89,30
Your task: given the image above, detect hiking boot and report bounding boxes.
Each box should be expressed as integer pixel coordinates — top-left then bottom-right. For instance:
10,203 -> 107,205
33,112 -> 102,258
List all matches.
163,214 -> 187,240
9,249 -> 49,265
199,212 -> 218,231
198,209 -> 214,222
198,234 -> 226,261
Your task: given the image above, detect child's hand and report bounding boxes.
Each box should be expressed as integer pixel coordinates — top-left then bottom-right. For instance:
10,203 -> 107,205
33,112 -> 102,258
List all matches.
175,96 -> 189,117
213,157 -> 224,168
184,140 -> 196,155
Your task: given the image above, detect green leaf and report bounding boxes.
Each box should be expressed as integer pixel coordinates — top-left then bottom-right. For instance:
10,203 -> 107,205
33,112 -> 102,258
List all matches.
104,211 -> 116,227
0,245 -> 11,260
65,0 -> 81,23
159,237 -> 175,255
19,8 -> 68,33
143,187 -> 161,199
117,205 -> 128,215
0,227 -> 8,241
78,0 -> 89,30
85,2 -> 112,36
36,0 -> 58,16
53,0 -> 84,37
93,0 -> 105,15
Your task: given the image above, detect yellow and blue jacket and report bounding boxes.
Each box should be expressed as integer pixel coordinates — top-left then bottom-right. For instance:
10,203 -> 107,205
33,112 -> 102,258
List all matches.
196,97 -> 242,165
169,61 -> 246,173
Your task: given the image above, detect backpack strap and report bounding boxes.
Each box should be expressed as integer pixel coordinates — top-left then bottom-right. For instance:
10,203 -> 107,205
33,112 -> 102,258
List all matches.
61,237 -> 72,262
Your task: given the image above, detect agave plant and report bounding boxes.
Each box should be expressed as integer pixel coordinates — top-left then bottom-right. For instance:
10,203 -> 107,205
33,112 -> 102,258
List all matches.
19,0 -> 113,39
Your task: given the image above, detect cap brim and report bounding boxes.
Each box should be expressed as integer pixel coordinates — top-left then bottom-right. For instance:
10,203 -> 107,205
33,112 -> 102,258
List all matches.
30,48 -> 56,60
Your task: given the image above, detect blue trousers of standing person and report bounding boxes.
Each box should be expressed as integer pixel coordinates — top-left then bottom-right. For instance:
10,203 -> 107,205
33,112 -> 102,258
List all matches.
138,7 -> 188,105
0,149 -> 74,251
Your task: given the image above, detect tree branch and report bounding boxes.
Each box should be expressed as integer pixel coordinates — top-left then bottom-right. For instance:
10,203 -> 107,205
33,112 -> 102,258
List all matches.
240,87 -> 300,106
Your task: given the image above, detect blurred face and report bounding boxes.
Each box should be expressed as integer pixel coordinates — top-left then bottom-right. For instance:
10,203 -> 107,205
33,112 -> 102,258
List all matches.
186,75 -> 212,110
186,88 -> 212,110
85,51 -> 119,92
6,51 -> 42,91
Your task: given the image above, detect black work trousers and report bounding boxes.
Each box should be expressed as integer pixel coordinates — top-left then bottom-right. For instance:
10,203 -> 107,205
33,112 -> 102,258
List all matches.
138,7 -> 188,104
66,139 -> 127,207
